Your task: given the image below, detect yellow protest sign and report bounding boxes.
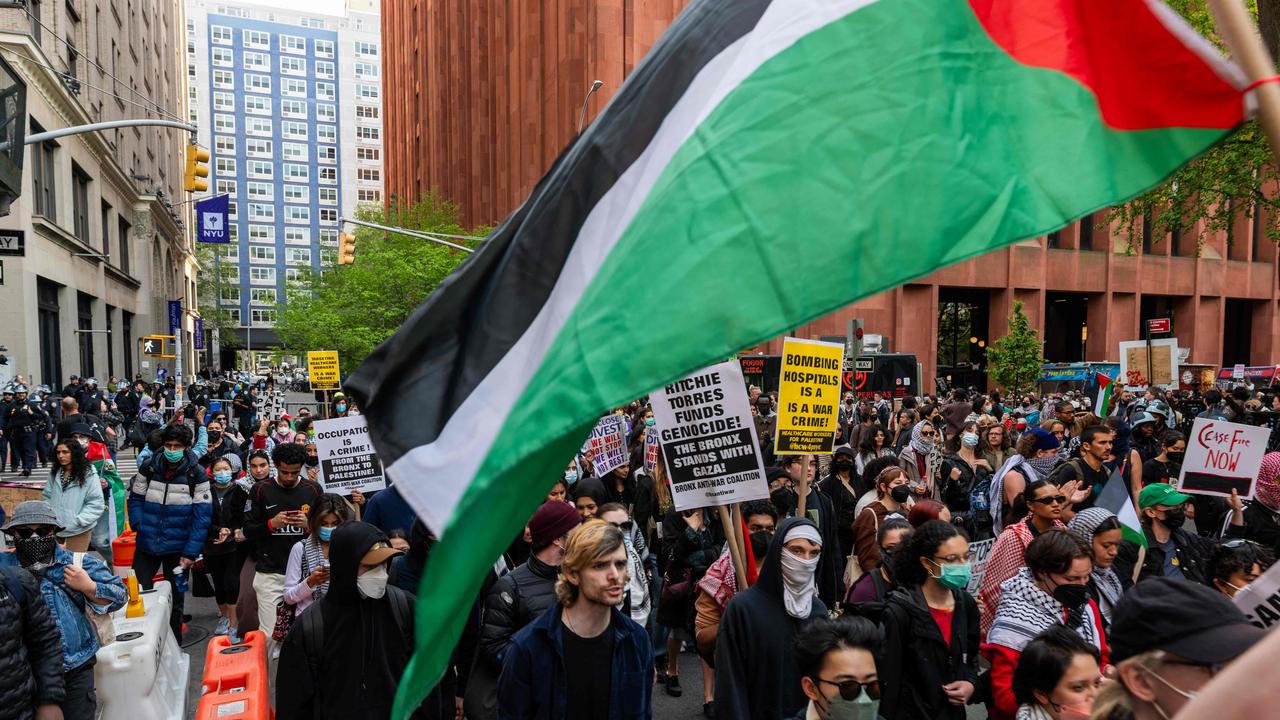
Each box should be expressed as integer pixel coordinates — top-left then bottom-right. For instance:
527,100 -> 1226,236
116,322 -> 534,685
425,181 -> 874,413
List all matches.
775,337 -> 844,454
308,351 -> 341,390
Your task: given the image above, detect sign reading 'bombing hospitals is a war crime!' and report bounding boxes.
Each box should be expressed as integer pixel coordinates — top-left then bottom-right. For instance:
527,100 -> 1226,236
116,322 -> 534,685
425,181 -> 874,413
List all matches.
775,337 -> 844,454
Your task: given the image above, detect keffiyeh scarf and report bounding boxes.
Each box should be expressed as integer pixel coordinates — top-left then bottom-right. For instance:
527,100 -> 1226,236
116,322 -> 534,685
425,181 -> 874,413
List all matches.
987,568 -> 1103,654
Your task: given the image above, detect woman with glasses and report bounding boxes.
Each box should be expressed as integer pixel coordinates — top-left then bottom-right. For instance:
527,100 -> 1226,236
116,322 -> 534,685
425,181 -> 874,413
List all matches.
1011,625 -> 1103,720
984,531 -> 1108,720
791,615 -> 882,720
979,479 -> 1071,636
879,520 -> 980,719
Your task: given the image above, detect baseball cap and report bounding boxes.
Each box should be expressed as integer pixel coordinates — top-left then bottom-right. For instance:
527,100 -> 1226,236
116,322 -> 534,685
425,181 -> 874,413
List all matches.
361,540 -> 404,566
1139,483 -> 1192,509
1110,577 -> 1266,664
1027,427 -> 1061,451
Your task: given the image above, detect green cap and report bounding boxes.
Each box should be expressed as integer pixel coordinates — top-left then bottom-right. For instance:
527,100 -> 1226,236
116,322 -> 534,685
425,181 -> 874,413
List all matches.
1139,483 -> 1193,509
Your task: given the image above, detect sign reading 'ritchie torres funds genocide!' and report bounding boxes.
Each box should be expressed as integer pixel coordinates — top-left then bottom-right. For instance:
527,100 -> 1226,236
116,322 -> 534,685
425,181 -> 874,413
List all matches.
774,337 -> 844,455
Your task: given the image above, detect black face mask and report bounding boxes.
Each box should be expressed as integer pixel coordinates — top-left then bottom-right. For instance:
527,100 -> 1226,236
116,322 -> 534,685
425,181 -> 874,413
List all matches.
1159,508 -> 1186,530
889,485 -> 911,504
207,431 -> 222,443
1165,451 -> 1185,464
832,460 -> 853,473
15,535 -> 58,571
770,488 -> 796,515
1052,582 -> 1090,610
305,455 -> 319,467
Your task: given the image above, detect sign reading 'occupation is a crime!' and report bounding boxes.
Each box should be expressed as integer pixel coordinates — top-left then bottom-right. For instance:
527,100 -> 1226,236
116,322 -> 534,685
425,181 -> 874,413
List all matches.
1177,417 -> 1269,500
313,415 -> 387,494
650,360 -> 768,511
775,337 -> 844,454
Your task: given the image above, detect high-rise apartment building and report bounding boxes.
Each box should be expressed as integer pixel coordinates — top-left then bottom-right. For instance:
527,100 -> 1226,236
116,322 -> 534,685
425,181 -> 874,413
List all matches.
187,0 -> 382,348
0,0 -> 194,386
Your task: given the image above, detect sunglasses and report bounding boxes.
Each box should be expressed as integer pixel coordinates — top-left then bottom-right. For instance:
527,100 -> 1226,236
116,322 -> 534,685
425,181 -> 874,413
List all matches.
10,527 -> 57,539
609,520 -> 635,532
1223,539 -> 1262,550
1030,495 -> 1069,506
814,677 -> 881,701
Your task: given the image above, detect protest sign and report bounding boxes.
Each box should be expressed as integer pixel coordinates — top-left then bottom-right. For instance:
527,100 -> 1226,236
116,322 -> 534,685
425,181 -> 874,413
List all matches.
1232,560 -> 1280,629
313,415 -> 387,493
582,414 -> 628,476
1119,338 -> 1178,389
966,538 -> 996,596
650,360 -> 769,511
644,427 -> 660,474
775,337 -> 844,454
308,351 -> 341,390
1177,418 -> 1268,499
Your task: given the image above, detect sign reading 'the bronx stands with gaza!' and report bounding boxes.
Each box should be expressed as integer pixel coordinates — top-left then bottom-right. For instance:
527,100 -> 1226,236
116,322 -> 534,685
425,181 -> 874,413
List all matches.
650,359 -> 768,511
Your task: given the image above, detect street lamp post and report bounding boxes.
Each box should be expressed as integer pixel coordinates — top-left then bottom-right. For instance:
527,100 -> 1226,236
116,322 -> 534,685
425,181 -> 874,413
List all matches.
577,80 -> 604,134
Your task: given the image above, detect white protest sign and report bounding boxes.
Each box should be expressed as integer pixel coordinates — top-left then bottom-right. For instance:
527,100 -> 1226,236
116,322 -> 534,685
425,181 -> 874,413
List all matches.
650,360 -> 769,511
312,415 -> 386,494
1177,418 -> 1269,500
1232,559 -> 1280,630
966,538 -> 996,596
582,414 -> 628,476
644,427 -> 659,474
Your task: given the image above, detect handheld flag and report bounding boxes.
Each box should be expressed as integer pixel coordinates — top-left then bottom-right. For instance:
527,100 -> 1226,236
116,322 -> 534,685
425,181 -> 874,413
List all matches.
1096,373 -> 1115,418
345,0 -> 1245,714
1098,466 -> 1147,549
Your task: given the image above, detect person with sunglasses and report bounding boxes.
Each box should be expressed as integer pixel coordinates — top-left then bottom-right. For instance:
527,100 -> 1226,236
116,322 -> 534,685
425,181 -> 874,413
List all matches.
984,531 -> 1108,720
898,420 -> 941,502
878,520 -> 980,719
0,501 -> 127,720
1114,483 -> 1231,589
1205,538 -> 1273,599
979,479 -> 1071,636
1011,625 -> 1103,720
791,615 -> 881,720
1092,577 -> 1264,720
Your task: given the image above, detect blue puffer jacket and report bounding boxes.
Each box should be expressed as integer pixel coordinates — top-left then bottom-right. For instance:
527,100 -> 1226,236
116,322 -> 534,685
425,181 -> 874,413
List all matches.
0,547 -> 128,670
127,449 -> 212,559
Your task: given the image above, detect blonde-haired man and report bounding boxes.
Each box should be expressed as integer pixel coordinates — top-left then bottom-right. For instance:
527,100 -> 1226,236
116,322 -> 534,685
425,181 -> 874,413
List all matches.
498,519 -> 654,719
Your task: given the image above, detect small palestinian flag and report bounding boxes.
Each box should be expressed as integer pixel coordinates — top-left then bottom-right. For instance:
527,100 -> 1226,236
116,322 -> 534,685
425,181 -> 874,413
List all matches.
1098,466 -> 1147,549
345,0 -> 1247,714
1096,373 -> 1116,418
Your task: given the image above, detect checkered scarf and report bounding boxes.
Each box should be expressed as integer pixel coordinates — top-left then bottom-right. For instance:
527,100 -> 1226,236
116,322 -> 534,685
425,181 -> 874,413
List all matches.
1255,452 -> 1280,512
978,518 -> 1066,637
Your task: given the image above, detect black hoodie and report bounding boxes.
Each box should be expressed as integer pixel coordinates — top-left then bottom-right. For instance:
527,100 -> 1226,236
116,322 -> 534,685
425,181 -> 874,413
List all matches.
714,517 -> 828,720
277,522 -> 419,720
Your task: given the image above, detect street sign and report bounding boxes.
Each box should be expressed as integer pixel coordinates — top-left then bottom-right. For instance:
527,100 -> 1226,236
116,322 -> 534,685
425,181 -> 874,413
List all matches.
0,229 -> 23,256
1147,318 -> 1171,334
308,350 -> 341,390
168,300 -> 182,335
193,318 -> 204,350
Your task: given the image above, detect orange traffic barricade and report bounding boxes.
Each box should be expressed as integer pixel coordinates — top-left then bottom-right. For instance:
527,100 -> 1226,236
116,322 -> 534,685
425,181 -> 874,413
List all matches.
197,631 -> 271,720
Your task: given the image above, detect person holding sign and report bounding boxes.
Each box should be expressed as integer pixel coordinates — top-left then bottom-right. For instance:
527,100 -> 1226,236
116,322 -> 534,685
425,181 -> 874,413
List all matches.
1223,453 -> 1280,556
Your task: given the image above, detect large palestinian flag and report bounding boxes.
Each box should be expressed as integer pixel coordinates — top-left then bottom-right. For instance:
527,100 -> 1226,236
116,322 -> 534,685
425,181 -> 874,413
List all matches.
345,0 -> 1248,713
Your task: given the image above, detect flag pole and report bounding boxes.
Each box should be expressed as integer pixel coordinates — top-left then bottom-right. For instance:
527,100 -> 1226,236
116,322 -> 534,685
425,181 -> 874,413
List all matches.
730,502 -> 749,586
717,505 -> 747,589
1207,0 -> 1280,166
796,453 -> 813,516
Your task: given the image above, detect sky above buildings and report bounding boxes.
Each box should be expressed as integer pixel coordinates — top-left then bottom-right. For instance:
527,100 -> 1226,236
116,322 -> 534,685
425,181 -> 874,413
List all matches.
256,0 -> 346,15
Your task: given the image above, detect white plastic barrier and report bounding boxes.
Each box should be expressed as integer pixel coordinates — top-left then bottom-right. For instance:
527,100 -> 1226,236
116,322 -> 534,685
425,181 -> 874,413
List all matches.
94,580 -> 190,720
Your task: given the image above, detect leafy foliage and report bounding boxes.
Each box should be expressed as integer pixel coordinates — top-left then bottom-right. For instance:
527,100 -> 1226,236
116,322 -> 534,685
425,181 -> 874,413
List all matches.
195,243 -> 242,349
985,301 -> 1043,397
275,193 -> 490,370
1107,0 -> 1279,252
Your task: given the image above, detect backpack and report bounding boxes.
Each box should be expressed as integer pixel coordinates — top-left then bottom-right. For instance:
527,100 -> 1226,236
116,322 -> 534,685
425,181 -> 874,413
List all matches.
299,588 -> 413,679
1046,458 -> 1088,490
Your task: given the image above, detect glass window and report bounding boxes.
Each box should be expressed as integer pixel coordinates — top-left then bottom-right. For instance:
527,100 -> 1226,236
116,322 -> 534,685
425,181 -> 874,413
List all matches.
216,179 -> 236,195
356,105 -> 379,120
246,160 -> 273,178
354,41 -> 378,56
284,227 -> 311,244
358,189 -> 382,203
357,147 -> 380,161
246,181 -> 273,200
250,309 -> 276,325
286,248 -> 311,265
245,95 -> 272,115
282,143 -> 308,161
281,35 -> 306,54
211,25 -> 232,44
249,245 -> 276,262
319,229 -> 338,245
212,92 -> 235,111
214,114 -> 235,133
212,47 -> 233,67
316,61 -> 334,79
354,61 -> 379,78
248,203 -> 274,221
215,157 -> 236,175
246,117 -> 272,136
318,167 -> 337,184
227,308 -> 242,325
212,69 -> 234,88
283,164 -> 309,182
357,168 -> 380,182
245,138 -> 272,157
355,83 -> 379,100
318,146 -> 337,163
282,78 -> 307,97
215,136 -> 236,154
286,267 -> 306,282
356,126 -> 379,141
318,187 -> 337,204
280,56 -> 306,75
220,286 -> 240,304
251,288 -> 277,304
243,29 -> 269,49
316,82 -> 334,101
221,245 -> 240,262
245,74 -> 271,93
248,225 -> 275,242
283,185 -> 309,203
319,208 -> 338,224
317,125 -> 336,142
316,104 -> 335,122
314,39 -> 334,57
285,205 -> 310,224
243,51 -> 270,70
282,121 -> 308,140
281,99 -> 307,118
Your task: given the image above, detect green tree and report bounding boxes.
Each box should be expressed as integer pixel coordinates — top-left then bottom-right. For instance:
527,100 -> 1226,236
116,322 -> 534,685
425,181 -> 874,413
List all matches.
275,193 -> 490,370
1108,1 -> 1280,251
985,301 -> 1043,397
195,243 -> 242,349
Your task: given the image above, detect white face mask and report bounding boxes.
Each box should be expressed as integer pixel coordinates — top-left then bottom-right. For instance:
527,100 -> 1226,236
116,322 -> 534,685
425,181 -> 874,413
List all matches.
356,564 -> 389,599
779,547 -> 820,619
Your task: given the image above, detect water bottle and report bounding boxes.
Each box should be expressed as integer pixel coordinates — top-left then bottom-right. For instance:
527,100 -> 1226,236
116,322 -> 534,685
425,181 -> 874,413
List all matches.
172,566 -> 189,594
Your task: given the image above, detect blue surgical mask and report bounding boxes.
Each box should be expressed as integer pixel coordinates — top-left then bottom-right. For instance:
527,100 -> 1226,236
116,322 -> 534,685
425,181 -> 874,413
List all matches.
163,448 -> 184,462
564,470 -> 579,484
336,404 -> 347,412
318,526 -> 334,542
213,471 -> 232,485
962,432 -> 980,448
644,417 -> 656,427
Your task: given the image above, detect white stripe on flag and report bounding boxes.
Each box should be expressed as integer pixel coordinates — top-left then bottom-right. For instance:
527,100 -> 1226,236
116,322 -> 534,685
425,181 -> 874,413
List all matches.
386,0 -> 882,532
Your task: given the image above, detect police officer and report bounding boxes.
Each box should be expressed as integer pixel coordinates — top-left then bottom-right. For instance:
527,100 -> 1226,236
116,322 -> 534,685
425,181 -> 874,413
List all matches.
4,386 -> 47,476
0,386 -> 14,472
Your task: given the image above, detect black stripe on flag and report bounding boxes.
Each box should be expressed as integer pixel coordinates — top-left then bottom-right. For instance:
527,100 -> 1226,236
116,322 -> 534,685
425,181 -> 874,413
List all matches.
346,0 -> 773,464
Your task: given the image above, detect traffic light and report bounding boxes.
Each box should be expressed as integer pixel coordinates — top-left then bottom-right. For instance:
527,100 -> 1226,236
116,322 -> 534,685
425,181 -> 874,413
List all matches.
184,143 -> 210,193
337,232 -> 357,265
140,335 -> 170,357
848,317 -> 865,359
